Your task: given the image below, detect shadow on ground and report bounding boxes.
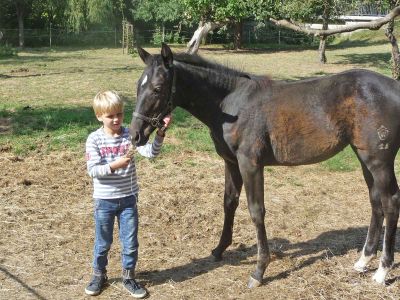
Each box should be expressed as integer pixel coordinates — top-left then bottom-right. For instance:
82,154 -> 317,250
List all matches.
0,265 -> 48,300
333,52 -> 391,69
136,226 -> 374,286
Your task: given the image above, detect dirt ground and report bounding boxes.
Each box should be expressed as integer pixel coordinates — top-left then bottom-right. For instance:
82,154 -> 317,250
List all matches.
1,148 -> 400,300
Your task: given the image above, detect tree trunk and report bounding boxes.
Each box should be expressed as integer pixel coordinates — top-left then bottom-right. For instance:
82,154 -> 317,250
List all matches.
318,36 -> 327,64
318,7 -> 330,64
233,20 -> 243,50
385,19 -> 400,80
15,2 -> 25,48
186,21 -> 220,54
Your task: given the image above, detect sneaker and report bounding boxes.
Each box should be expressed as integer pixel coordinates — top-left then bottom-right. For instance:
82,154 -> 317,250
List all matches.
123,278 -> 148,299
85,274 -> 108,296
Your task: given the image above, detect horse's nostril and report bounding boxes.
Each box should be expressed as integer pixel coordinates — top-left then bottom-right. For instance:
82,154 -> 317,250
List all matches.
134,132 -> 140,142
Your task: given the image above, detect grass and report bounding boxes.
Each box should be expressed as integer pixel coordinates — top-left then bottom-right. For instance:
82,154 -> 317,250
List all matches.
0,105 -> 99,155
171,109 -> 216,153
0,44 -> 17,58
321,147 -> 359,172
0,36 -> 399,171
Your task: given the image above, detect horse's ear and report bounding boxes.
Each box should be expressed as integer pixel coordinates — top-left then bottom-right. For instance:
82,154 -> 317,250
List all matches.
137,46 -> 152,65
161,42 -> 173,69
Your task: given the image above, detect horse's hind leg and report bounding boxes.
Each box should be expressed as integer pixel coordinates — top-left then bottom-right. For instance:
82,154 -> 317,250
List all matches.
212,161 -> 243,260
354,158 -> 384,272
372,166 -> 399,284
354,149 -> 400,284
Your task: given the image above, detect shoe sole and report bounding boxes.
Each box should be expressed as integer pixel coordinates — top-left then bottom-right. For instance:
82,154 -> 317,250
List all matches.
129,292 -> 148,299
123,286 -> 148,299
85,288 -> 100,296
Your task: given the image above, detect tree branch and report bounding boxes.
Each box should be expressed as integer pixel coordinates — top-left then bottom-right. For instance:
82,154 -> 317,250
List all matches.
270,6 -> 400,37
186,21 -> 222,54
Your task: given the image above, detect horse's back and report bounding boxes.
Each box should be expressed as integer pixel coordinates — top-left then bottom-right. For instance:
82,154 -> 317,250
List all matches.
235,69 -> 400,165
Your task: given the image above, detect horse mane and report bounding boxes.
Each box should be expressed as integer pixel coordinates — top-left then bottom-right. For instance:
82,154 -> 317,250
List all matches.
174,53 -> 250,78
171,53 -> 272,91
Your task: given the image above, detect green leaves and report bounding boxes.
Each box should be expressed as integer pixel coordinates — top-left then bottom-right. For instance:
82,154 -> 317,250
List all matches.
280,0 -> 363,22
134,0 -> 184,23
87,0 -> 115,25
182,0 -> 277,23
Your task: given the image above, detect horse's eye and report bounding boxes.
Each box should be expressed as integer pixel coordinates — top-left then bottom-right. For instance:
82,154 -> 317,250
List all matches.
154,87 -> 161,94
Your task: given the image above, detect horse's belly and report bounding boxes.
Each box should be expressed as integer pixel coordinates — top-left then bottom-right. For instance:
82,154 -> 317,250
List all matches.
269,125 -> 346,165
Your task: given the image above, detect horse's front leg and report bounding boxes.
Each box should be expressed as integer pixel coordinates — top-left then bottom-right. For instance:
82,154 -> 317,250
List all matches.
238,156 -> 269,288
212,160 -> 243,260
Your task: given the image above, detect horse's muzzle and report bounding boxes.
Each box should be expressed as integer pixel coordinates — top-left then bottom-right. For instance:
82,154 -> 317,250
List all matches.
129,130 -> 148,147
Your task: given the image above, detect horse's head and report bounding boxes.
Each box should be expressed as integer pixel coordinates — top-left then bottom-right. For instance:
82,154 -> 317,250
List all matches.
130,43 -> 175,146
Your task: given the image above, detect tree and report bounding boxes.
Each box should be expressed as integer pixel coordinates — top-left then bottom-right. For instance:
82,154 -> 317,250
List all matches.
0,0 -> 134,45
11,0 -> 33,47
66,0 -> 132,33
88,0 -> 115,26
31,0 -> 69,28
182,0 -> 222,53
67,0 -> 89,32
132,0 -> 183,46
382,1 -> 400,79
133,0 -> 182,23
273,0 -> 359,63
271,3 -> 400,78
114,0 -> 134,23
88,0 -> 133,27
216,1 -> 251,49
184,0 -> 273,54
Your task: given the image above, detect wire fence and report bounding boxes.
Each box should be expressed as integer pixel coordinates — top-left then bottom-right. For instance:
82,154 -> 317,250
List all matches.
0,28 -> 121,47
0,23 -> 316,48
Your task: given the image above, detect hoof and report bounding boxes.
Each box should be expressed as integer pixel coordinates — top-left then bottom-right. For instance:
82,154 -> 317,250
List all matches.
353,261 -> 368,273
247,276 -> 262,288
211,249 -> 222,262
372,268 -> 388,285
213,255 -> 222,262
372,274 -> 386,285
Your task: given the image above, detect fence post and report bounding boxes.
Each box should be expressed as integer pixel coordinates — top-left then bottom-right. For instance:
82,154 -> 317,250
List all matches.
122,21 -> 125,54
278,29 -> 281,45
49,22 -> 52,48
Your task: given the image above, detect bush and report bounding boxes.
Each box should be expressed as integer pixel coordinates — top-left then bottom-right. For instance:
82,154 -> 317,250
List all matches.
151,26 -> 184,45
151,27 -> 163,45
0,44 -> 16,58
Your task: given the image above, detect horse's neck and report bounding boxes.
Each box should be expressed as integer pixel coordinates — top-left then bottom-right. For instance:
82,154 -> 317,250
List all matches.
174,65 -> 234,128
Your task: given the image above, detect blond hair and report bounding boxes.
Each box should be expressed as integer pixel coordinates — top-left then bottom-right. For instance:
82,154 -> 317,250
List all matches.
93,90 -> 124,116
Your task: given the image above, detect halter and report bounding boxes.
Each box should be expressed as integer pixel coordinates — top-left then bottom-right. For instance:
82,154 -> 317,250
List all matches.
132,67 -> 176,129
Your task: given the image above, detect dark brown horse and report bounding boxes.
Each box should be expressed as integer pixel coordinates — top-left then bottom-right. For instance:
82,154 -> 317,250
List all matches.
130,43 -> 400,287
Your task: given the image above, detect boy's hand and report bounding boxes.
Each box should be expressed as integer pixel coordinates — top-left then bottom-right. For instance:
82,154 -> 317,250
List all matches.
163,114 -> 172,128
109,157 -> 131,172
157,114 -> 172,137
125,145 -> 136,158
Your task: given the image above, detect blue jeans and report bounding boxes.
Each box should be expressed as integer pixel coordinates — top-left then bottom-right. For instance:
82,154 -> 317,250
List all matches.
92,194 -> 139,274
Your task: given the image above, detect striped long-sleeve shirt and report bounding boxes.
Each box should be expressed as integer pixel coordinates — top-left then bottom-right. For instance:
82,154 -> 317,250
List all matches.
85,127 -> 164,199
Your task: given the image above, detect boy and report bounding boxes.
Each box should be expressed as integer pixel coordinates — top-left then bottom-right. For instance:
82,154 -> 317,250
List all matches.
85,91 -> 171,298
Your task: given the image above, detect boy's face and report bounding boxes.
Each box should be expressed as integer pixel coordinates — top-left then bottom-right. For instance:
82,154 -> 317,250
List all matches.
97,110 -> 124,135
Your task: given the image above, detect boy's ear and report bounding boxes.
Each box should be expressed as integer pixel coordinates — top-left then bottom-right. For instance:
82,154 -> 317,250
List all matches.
137,46 -> 152,65
161,42 -> 173,69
